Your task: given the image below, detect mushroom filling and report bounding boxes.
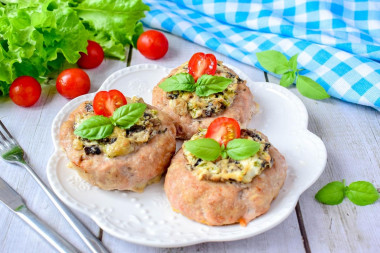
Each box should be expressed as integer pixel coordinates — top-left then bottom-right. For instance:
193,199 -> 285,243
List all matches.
73,101 -> 165,158
183,129 -> 273,183
166,62 -> 243,119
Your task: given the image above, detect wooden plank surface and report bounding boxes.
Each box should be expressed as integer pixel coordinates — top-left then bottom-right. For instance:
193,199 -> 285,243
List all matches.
1,29 -> 379,253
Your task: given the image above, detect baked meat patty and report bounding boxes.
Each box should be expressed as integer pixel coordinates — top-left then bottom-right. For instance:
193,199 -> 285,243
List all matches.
152,61 -> 257,139
60,97 -> 176,192
164,129 -> 287,226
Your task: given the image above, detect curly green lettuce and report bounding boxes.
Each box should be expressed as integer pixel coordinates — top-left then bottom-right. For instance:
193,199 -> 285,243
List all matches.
0,0 -> 149,96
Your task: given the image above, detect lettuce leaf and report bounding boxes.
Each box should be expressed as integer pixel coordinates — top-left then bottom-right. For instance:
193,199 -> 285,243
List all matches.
72,0 -> 149,60
0,0 -> 149,96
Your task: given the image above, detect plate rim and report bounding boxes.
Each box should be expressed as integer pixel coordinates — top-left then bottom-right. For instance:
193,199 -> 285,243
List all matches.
47,63 -> 327,248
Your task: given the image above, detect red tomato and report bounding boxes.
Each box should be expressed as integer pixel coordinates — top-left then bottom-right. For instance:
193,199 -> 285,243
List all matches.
56,68 -> 91,99
188,52 -> 217,81
137,30 -> 169,60
9,76 -> 41,107
205,117 -> 241,146
77,40 -> 104,69
93,90 -> 127,117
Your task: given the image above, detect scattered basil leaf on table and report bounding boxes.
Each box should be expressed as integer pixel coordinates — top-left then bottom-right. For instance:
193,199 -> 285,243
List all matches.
297,75 -> 330,100
256,50 -> 289,74
345,181 -> 380,206
74,116 -> 114,140
226,139 -> 261,160
159,73 -> 196,92
184,138 -> 221,161
256,50 -> 330,100
112,103 -> 147,129
315,180 -> 379,206
315,180 -> 346,205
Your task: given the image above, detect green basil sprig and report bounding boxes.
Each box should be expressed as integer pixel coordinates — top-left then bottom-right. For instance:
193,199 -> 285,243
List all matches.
74,103 -> 147,140
184,138 -> 260,161
159,73 -> 232,97
315,180 -> 379,206
256,50 -> 330,100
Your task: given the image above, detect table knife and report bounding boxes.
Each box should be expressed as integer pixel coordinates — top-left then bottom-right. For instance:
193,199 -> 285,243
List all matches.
0,177 -> 78,253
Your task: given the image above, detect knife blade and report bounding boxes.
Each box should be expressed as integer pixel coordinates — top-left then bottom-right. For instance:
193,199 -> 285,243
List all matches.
0,177 -> 78,253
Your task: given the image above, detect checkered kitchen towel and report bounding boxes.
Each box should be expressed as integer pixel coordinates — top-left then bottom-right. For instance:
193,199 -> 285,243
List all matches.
142,0 -> 380,110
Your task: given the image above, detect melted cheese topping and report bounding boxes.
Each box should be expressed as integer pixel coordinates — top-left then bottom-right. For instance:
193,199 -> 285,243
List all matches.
166,61 -> 243,119
183,129 -> 272,183
73,97 -> 163,158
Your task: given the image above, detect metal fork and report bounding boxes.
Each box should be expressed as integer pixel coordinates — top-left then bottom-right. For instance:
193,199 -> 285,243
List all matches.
0,120 -> 109,253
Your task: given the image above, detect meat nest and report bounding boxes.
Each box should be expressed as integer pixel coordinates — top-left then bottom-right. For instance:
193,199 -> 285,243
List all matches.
152,64 -> 257,139
164,132 -> 287,226
59,101 -> 176,192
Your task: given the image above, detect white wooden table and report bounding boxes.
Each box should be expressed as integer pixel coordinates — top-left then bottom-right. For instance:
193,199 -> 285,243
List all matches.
0,31 -> 379,253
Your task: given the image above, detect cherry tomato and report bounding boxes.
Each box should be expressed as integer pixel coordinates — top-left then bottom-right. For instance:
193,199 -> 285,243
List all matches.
77,40 -> 104,69
93,90 -> 127,117
205,117 -> 241,146
137,30 -> 169,60
56,68 -> 91,99
188,52 -> 217,81
9,76 -> 41,107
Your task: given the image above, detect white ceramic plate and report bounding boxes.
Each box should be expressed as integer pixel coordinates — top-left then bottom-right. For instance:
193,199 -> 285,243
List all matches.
47,64 -> 327,248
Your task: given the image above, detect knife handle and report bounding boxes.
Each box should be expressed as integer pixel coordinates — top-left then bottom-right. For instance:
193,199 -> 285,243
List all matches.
17,206 -> 78,253
20,162 -> 109,253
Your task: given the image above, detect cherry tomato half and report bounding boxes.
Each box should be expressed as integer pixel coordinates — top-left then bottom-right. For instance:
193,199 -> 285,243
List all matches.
9,76 -> 41,107
56,68 -> 91,99
77,40 -> 104,69
188,52 -> 217,81
93,90 -> 127,117
137,30 -> 169,60
205,117 -> 241,146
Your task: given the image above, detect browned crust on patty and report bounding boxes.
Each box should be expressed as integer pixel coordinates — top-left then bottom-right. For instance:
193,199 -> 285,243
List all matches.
152,65 -> 257,140
164,133 -> 287,226
59,101 -> 176,192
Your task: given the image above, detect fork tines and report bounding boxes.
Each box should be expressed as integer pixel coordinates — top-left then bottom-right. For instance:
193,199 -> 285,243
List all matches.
0,120 -> 18,148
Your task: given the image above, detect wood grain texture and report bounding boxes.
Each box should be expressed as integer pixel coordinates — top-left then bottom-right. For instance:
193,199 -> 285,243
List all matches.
267,74 -> 380,253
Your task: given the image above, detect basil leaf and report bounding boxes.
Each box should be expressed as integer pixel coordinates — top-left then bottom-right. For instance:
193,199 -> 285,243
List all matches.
226,139 -> 261,160
256,50 -> 289,74
280,71 -> 296,87
112,103 -> 147,129
184,138 -> 221,161
296,75 -> 330,100
158,73 -> 196,92
346,181 -> 379,206
289,53 -> 299,71
74,116 -> 114,140
315,181 -> 345,205
195,74 -> 232,97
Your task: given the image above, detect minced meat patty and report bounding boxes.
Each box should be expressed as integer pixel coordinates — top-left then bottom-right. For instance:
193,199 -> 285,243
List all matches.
153,62 -> 257,139
164,130 -> 287,226
60,97 -> 176,192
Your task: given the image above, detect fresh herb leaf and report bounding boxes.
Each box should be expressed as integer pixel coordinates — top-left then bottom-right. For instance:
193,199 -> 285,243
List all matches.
315,181 -> 345,205
195,74 -> 232,97
296,75 -> 330,100
280,71 -> 296,87
111,103 -> 147,129
158,73 -> 196,92
226,139 -> 261,160
289,54 -> 299,71
184,138 -> 221,161
345,181 -> 380,206
74,116 -> 114,140
256,50 -> 289,75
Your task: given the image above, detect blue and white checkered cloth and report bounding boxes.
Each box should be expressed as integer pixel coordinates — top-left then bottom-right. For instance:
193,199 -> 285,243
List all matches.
142,0 -> 380,110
